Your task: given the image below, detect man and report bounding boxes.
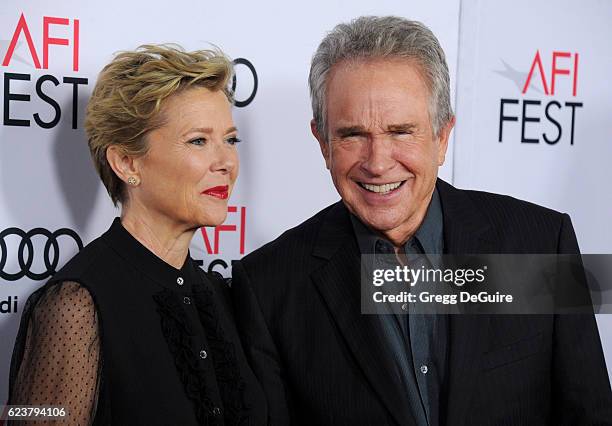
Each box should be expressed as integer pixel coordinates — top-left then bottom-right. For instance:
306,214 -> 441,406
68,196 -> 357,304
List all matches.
232,16 -> 612,425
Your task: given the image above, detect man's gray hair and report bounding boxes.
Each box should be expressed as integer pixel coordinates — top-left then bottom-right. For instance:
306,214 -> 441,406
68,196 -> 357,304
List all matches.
309,16 -> 453,141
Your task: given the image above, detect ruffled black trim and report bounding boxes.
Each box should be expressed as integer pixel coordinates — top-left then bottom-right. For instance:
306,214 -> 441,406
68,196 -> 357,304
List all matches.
153,289 -> 220,425
193,279 -> 249,426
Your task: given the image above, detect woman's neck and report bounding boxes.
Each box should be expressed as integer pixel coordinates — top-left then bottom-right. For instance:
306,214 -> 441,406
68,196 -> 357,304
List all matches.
120,205 -> 195,270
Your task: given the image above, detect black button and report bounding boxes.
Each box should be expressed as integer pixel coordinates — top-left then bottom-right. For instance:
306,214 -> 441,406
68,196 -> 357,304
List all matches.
183,296 -> 191,305
212,407 -> 221,416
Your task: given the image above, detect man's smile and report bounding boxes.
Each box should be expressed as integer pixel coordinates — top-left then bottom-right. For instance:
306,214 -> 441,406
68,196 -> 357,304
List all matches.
357,180 -> 406,194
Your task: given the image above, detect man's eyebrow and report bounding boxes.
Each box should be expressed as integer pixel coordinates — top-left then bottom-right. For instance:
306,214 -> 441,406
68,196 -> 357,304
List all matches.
387,123 -> 417,132
335,125 -> 367,137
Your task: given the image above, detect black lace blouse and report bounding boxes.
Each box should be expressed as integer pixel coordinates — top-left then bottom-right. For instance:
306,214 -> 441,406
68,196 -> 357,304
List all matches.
8,218 -> 267,425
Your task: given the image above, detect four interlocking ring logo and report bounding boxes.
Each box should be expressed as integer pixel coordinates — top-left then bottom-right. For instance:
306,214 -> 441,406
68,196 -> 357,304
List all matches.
0,228 -> 83,281
231,58 -> 258,108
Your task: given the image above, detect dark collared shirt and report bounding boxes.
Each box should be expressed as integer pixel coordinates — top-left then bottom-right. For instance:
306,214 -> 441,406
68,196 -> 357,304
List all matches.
351,188 -> 447,426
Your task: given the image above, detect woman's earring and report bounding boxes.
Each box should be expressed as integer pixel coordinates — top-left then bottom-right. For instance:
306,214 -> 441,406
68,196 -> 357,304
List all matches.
127,176 -> 139,186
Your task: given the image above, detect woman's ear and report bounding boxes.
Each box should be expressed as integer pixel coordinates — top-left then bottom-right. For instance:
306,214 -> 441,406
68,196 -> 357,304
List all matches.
106,146 -> 140,185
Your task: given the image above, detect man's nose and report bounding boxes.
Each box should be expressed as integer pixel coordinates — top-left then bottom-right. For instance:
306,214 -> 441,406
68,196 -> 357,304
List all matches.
360,138 -> 395,176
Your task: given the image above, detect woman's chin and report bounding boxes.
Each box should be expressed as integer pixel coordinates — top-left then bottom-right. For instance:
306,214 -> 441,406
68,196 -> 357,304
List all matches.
196,213 -> 228,229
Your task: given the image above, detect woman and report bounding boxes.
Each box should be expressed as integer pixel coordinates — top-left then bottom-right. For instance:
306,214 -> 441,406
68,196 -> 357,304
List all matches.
8,44 -> 266,425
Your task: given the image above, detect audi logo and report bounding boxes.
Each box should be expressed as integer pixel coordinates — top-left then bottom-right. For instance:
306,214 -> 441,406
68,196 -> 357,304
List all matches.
0,227 -> 83,281
232,58 -> 258,108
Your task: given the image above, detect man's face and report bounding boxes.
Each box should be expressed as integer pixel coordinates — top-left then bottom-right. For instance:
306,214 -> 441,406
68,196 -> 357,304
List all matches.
313,58 -> 453,245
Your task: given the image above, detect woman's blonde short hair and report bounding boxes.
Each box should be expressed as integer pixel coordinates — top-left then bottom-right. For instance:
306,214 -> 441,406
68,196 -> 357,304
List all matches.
84,44 -> 234,205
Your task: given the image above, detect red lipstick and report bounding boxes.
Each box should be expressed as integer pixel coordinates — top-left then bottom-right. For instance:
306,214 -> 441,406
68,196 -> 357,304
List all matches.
202,185 -> 229,200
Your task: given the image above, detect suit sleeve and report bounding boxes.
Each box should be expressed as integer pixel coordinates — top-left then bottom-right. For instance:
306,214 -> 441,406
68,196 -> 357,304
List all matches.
552,213 -> 612,424
231,260 -> 291,426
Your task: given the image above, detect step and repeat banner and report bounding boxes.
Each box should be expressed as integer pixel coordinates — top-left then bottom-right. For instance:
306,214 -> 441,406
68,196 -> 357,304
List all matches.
0,0 -> 460,403
453,0 -> 612,376
1,0 -> 610,404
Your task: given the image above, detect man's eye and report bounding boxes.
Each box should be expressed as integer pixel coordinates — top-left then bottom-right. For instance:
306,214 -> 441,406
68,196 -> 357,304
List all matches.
190,138 -> 206,146
342,133 -> 363,139
226,137 -> 242,145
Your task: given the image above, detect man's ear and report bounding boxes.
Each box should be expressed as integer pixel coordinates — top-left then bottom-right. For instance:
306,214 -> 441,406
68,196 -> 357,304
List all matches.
106,145 -> 140,183
311,119 -> 330,170
436,115 -> 456,166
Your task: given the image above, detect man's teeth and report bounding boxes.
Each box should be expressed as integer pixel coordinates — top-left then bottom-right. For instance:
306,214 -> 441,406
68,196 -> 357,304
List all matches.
361,181 -> 403,194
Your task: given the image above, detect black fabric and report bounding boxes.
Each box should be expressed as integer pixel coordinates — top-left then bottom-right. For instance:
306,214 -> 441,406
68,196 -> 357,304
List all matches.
9,218 -> 266,426
232,178 -> 612,426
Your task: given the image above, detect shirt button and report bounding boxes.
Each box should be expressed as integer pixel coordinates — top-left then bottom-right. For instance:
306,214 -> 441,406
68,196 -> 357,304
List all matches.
177,277 -> 184,286
199,349 -> 207,359
420,365 -> 428,374
183,296 -> 191,305
211,407 -> 221,416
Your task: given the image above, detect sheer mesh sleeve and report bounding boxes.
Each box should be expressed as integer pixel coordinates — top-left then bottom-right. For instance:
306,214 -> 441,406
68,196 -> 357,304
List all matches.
9,281 -> 102,425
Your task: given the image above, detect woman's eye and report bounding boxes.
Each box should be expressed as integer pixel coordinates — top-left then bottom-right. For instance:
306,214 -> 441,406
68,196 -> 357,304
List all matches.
190,138 -> 206,146
226,137 -> 242,145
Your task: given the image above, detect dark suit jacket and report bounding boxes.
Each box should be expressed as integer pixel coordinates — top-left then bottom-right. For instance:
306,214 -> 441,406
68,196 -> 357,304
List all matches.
232,179 -> 612,425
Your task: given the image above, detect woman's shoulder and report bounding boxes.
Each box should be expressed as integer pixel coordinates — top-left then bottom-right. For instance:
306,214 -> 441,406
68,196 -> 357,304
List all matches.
50,231 -> 118,286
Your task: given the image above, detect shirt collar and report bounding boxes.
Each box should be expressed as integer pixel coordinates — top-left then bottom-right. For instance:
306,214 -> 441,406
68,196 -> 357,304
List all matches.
102,217 -> 199,292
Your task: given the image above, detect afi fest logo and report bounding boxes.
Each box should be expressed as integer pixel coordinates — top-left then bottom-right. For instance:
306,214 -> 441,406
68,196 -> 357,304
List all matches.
497,50 -> 583,145
1,13 -> 87,129
196,206 -> 247,275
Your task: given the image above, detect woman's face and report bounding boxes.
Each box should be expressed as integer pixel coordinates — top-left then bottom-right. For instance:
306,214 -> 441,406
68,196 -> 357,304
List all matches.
132,87 -> 239,229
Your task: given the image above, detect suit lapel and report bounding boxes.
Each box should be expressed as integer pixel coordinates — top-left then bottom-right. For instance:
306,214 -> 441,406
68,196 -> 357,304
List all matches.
436,179 -> 496,426
311,202 -> 417,426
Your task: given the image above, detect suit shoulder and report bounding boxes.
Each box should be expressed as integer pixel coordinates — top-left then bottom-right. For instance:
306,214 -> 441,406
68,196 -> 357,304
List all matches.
457,188 -> 571,250
463,188 -> 565,223
239,203 -> 336,269
442,185 -> 574,252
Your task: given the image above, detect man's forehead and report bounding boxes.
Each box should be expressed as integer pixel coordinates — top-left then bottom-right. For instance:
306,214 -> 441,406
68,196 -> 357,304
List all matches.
325,60 -> 430,107
327,92 -> 427,128
328,56 -> 426,81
